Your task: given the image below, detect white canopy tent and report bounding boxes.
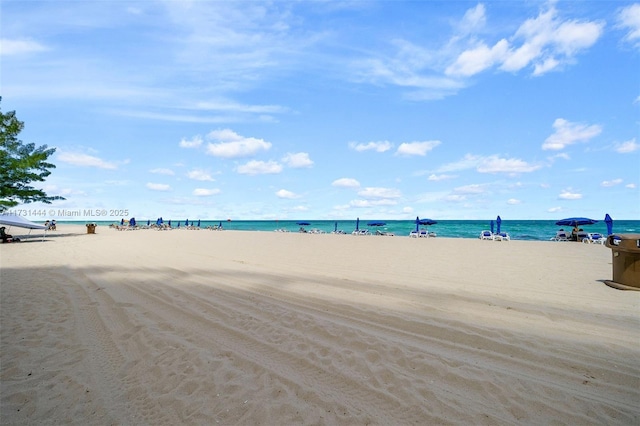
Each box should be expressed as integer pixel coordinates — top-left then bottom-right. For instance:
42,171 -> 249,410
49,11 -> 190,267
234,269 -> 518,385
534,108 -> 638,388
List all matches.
0,213 -> 48,241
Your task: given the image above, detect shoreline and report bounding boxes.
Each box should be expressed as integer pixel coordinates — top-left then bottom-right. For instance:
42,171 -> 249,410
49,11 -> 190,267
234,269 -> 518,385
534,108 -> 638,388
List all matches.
1,224 -> 638,424
6,221 -> 636,243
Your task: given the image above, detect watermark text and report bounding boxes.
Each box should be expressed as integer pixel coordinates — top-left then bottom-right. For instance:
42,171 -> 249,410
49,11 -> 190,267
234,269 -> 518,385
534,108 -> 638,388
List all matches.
6,208 -> 130,218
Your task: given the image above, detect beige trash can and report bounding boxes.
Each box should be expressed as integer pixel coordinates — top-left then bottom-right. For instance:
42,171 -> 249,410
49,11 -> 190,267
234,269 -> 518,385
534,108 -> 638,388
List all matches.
605,234 -> 640,290
86,223 -> 97,234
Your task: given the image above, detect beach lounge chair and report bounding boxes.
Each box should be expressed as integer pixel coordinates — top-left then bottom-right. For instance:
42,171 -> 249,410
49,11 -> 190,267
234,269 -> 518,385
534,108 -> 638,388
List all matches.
494,232 -> 510,241
409,230 -> 419,238
583,233 -> 606,244
576,230 -> 590,243
480,230 -> 494,240
551,230 -> 569,242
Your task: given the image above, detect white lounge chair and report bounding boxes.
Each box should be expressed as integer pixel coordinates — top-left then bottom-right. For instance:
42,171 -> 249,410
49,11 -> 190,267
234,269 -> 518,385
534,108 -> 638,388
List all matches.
494,232 -> 510,241
409,230 -> 419,238
583,232 -> 605,244
551,230 -> 569,241
576,231 -> 590,242
480,230 -> 494,240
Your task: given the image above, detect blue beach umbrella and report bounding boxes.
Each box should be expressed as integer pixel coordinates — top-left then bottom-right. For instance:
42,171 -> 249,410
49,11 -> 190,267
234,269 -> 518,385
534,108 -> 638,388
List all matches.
121,218 -> 125,225
355,217 -> 360,231
555,217 -> 598,227
185,219 -> 189,226
147,219 -> 150,226
197,219 -> 201,227
417,216 -> 437,227
219,221 -> 222,228
334,222 -> 338,232
605,214 -> 613,235
496,216 -> 502,234
417,217 -> 437,233
168,220 -> 171,227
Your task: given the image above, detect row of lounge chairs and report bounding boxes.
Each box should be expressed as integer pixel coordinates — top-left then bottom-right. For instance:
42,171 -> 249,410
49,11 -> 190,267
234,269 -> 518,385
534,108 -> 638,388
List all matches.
479,230 -> 511,241
550,229 -> 606,244
409,229 -> 436,238
350,229 -> 397,236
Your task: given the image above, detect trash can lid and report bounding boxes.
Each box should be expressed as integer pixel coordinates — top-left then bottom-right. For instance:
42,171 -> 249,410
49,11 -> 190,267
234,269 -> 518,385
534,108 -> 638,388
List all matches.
606,233 -> 640,251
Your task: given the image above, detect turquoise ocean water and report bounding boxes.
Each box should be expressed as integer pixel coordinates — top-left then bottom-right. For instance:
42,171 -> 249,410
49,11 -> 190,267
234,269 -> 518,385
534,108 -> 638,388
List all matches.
60,219 -> 639,242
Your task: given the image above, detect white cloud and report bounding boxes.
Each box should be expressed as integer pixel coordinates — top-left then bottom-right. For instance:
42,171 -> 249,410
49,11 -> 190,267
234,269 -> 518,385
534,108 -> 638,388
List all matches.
187,169 -> 215,181
437,154 -> 540,173
446,39 -> 509,77
275,189 -> 298,199
205,129 -> 271,158
601,179 -> 623,188
349,141 -> 393,152
236,160 -> 282,175
332,178 -> 360,188
57,152 -> 118,169
558,189 -> 582,200
477,156 -> 542,173
453,184 -> 487,194
357,187 -> 402,199
616,4 -> 640,47
542,118 -> 602,150
0,38 -> 48,56
458,3 -> 487,34
395,140 -> 441,156
549,152 -> 571,161
149,168 -> 175,175
179,135 -> 203,148
427,174 -> 456,181
548,206 -> 563,213
193,188 -> 220,196
614,138 -> 639,153
146,182 -> 171,191
444,194 -> 467,203
507,198 -> 521,205
282,152 -> 313,168
436,154 -> 483,172
502,7 -> 603,76
349,199 -> 398,208
626,183 -> 637,189
447,5 -> 603,77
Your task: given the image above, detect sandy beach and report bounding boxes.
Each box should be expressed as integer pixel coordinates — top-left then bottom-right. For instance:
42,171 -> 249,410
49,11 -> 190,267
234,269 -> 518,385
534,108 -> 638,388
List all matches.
1,224 -> 638,425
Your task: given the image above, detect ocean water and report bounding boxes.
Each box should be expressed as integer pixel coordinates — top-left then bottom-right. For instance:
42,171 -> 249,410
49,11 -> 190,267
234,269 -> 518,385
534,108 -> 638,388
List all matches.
61,219 -> 640,242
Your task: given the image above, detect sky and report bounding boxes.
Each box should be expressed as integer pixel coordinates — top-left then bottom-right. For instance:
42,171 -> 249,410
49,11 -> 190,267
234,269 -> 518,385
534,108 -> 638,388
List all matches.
2,0 -> 639,222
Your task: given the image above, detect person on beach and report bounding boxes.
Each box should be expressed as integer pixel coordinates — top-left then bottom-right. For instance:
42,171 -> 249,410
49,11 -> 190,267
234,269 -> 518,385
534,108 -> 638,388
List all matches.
571,226 -> 579,241
0,226 -> 18,243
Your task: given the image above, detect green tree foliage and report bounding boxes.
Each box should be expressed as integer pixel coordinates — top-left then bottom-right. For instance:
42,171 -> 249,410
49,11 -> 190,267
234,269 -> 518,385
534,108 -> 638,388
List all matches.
0,99 -> 65,211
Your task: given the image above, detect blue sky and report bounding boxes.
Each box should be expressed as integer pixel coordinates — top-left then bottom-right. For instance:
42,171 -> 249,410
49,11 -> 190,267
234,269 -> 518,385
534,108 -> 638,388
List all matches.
2,0 -> 639,221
